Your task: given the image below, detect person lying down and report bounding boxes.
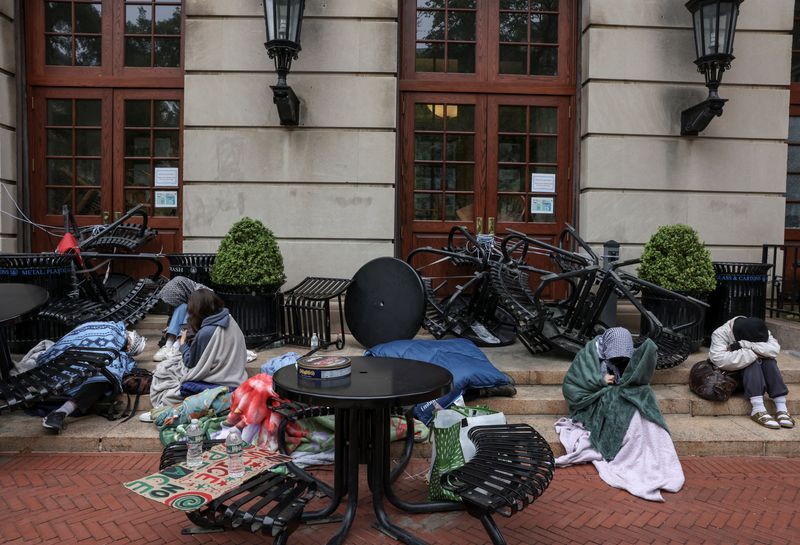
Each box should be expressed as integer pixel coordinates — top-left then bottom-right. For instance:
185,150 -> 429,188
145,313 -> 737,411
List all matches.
554,327 -> 685,501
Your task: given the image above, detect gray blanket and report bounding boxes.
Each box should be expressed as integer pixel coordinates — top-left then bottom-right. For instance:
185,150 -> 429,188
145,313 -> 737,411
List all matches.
150,317 -> 248,408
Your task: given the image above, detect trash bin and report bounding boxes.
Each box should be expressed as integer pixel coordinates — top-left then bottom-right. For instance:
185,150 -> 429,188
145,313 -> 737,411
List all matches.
706,262 -> 772,335
166,253 -> 216,285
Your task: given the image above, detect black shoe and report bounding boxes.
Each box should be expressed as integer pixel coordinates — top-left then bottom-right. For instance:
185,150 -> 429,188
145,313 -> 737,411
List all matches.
42,411 -> 67,433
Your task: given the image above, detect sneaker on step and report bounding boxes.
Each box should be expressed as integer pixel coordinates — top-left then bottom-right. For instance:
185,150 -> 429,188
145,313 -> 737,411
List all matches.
153,344 -> 176,362
42,411 -> 67,433
139,412 -> 154,423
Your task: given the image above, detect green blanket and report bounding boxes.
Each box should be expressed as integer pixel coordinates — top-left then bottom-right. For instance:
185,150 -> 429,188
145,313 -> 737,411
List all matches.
561,337 -> 667,460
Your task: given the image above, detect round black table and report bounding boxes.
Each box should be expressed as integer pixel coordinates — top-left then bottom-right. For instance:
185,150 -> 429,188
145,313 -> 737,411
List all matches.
274,356 -> 454,545
0,283 -> 49,380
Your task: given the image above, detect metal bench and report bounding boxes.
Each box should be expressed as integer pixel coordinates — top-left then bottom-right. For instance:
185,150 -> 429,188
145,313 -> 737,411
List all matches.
0,347 -> 117,414
159,439 -> 316,544
441,423 -> 555,545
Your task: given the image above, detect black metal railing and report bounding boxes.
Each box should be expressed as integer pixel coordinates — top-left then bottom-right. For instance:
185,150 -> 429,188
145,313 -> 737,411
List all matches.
762,244 -> 800,319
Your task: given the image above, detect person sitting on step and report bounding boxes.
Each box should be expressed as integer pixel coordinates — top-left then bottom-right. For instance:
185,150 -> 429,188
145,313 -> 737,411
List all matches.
39,323 -> 146,433
708,316 -> 794,430
153,276 -> 211,362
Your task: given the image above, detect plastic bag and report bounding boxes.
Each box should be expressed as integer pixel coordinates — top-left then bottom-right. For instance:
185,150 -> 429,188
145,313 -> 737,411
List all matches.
689,360 -> 739,402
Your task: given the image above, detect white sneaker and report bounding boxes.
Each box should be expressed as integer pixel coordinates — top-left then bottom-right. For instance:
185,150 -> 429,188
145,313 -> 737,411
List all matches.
139,412 -> 154,423
153,344 -> 178,362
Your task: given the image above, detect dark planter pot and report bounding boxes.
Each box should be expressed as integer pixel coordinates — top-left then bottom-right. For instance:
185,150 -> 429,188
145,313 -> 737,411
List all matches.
215,284 -> 283,349
641,294 -> 707,352
706,262 -> 772,336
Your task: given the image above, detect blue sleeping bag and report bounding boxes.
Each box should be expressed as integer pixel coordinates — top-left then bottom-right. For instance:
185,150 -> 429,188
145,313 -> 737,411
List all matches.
365,338 -> 512,425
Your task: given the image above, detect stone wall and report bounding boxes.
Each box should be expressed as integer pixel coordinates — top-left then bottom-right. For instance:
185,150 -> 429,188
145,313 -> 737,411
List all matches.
0,0 -> 17,252
182,0 -> 398,287
578,0 -> 793,262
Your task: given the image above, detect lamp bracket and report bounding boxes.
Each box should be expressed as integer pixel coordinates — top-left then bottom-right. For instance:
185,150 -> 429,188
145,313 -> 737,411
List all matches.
271,84 -> 300,126
680,96 -> 728,136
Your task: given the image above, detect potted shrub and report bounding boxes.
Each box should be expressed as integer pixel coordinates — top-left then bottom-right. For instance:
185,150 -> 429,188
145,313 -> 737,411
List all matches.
210,217 -> 285,347
638,224 -> 716,351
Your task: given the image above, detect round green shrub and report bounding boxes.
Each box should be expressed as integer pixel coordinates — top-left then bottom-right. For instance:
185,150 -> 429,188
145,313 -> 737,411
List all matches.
637,224 -> 716,295
210,217 -> 286,288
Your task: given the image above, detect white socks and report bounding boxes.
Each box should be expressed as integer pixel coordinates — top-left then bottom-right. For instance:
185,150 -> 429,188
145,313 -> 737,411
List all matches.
165,337 -> 175,349
55,400 -> 77,416
750,396 -> 766,416
773,395 -> 788,413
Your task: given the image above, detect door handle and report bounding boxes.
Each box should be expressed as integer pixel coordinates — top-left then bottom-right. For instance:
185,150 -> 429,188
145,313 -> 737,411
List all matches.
102,211 -> 110,225
488,217 -> 495,235
475,216 -> 483,234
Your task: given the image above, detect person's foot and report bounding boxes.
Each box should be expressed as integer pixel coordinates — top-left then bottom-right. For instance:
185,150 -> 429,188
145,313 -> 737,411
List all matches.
751,411 -> 780,430
139,411 -> 154,423
775,411 -> 796,429
42,411 -> 67,433
153,344 -> 177,362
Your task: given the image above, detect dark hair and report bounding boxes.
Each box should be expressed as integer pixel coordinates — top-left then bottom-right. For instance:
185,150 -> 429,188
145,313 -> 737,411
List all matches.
187,289 -> 224,333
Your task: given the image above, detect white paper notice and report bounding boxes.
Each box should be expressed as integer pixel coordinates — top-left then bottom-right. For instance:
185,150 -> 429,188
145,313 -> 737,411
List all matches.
531,197 -> 554,214
531,173 -> 556,193
154,167 -> 179,187
155,191 -> 178,208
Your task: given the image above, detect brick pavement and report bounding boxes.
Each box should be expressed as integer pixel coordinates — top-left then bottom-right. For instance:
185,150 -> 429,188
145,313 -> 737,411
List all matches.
0,453 -> 798,545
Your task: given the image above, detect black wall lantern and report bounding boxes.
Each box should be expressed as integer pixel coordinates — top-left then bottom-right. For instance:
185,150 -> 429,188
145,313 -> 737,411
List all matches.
681,0 -> 743,136
262,0 -> 306,126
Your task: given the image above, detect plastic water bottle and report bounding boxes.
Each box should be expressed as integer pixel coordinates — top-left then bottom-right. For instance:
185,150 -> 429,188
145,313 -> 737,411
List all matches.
226,429 -> 245,478
185,419 -> 204,468
310,332 -> 319,350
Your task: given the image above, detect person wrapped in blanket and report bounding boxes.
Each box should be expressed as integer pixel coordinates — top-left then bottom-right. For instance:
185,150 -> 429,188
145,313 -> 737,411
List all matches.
38,322 -> 146,433
554,327 -> 685,501
708,316 -> 794,430
145,289 -> 248,419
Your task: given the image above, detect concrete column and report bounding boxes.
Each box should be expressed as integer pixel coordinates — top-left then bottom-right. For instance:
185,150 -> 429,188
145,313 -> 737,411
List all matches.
579,0 -> 793,262
182,0 -> 399,287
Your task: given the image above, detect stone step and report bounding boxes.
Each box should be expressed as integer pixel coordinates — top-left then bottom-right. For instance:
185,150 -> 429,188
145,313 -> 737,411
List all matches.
2,412 -> 796,458
482,384 -> 800,417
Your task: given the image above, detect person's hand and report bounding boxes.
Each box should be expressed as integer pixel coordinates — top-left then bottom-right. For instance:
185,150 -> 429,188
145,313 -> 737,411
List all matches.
604,374 -> 616,385
728,341 -> 741,351
179,329 -> 188,345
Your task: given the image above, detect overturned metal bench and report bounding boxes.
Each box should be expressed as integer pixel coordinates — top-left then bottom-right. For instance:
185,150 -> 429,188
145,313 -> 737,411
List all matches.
442,423 -> 555,545
159,439 -> 316,544
0,347 -> 117,414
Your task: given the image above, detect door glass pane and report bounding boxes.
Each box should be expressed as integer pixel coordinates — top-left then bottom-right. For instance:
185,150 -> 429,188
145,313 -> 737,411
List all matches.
47,159 -> 72,185
500,13 -> 528,42
415,165 -> 442,190
47,188 -> 72,214
415,104 -> 444,130
446,165 -> 474,190
126,130 -> 151,156
530,46 -> 558,75
498,194 -> 525,222
499,135 -> 525,162
75,129 -> 101,156
415,134 -> 444,161
498,166 -> 525,191
153,130 -> 179,157
416,10 -> 443,40
126,160 -> 152,186
445,194 -> 474,221
75,36 -> 101,66
45,2 -> 72,33
155,5 -> 181,34
76,100 -> 101,126
530,136 -> 557,163
47,129 -> 72,155
531,14 -> 558,44
126,5 -> 152,33
76,159 -> 101,185
446,104 -> 474,131
414,193 -> 441,220
47,99 -> 72,126
125,101 -> 151,127
125,189 -> 152,211
448,11 -> 475,41
74,3 -> 102,33
531,107 -> 557,133
447,43 -> 475,73
46,36 -> 72,65
445,134 -> 474,161
499,45 -> 526,74
416,42 -> 445,72
76,188 -> 102,214
126,38 -> 152,66
154,100 -> 180,127
499,106 -> 526,132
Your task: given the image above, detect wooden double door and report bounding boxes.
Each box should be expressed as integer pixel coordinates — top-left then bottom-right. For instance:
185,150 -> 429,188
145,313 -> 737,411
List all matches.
30,86 -> 182,254
400,92 -> 573,259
